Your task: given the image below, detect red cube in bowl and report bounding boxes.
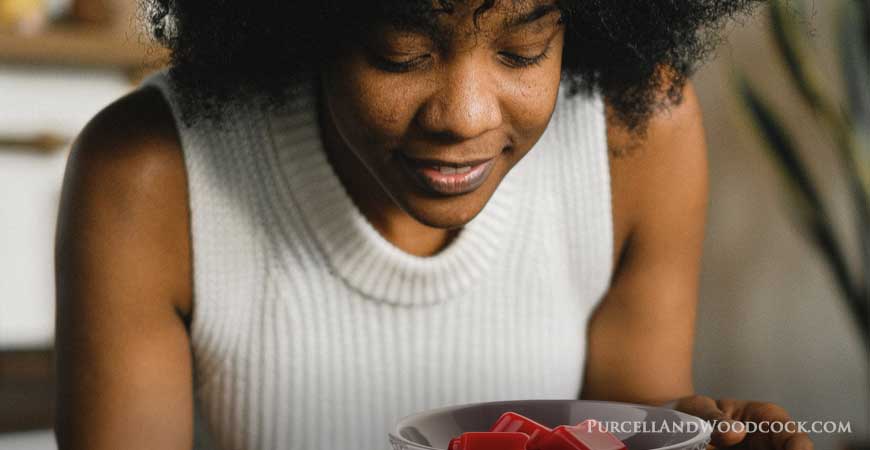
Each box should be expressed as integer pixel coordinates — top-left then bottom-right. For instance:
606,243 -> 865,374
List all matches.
534,420 -> 626,450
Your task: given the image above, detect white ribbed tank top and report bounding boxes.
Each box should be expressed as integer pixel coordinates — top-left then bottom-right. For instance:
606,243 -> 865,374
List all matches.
142,71 -> 614,450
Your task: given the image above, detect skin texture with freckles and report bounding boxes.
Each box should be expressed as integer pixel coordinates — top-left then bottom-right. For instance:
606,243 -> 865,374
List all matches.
320,1 -> 564,255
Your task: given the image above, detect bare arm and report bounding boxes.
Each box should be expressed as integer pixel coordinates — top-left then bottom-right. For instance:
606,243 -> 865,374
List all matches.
582,82 -> 814,449
581,82 -> 708,405
54,87 -> 194,449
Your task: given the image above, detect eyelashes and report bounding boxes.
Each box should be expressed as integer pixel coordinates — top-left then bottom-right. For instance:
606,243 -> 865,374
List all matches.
371,45 -> 553,73
498,44 -> 553,69
370,54 -> 431,73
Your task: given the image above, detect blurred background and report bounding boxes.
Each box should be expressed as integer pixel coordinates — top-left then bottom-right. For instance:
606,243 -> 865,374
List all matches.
0,0 -> 866,449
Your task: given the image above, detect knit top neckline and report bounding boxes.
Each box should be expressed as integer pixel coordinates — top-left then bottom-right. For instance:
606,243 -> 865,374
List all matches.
266,83 -> 520,306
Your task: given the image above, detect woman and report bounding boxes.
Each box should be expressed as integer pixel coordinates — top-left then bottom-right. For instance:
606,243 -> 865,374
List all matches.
54,1 -> 813,449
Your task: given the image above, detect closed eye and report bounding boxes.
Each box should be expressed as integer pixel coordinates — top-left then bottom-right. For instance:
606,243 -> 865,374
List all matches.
370,53 -> 432,73
498,45 -> 552,68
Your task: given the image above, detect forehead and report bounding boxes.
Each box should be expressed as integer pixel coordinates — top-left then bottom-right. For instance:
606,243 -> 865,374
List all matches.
379,0 -> 560,38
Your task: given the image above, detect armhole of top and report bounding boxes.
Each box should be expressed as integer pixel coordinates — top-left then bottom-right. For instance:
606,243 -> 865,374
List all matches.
138,70 -> 197,323
595,91 -> 616,284
140,71 -> 187,139
552,86 -> 616,296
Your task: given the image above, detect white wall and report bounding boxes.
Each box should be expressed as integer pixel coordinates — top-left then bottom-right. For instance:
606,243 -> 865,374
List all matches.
0,66 -> 130,349
0,430 -> 56,450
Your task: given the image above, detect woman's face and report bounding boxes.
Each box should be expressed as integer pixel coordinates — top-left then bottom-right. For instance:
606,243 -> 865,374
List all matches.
321,0 -> 565,229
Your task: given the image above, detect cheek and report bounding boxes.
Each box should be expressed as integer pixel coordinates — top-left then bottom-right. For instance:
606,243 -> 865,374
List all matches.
326,58 -> 421,152
504,42 -> 564,146
512,80 -> 559,133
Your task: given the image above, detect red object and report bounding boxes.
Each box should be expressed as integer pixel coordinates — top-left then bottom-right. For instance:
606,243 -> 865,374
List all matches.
446,414 -> 626,450
490,412 -> 552,445
451,432 -> 530,450
534,420 -> 626,450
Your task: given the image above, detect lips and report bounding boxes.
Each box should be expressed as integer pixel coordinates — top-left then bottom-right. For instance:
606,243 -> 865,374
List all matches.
399,154 -> 498,196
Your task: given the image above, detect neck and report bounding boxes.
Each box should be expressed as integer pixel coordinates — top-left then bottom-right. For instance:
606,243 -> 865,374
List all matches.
317,96 -> 457,257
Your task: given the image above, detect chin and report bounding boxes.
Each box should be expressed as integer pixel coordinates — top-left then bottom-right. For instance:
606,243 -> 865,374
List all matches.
407,210 -> 478,230
398,193 -> 491,230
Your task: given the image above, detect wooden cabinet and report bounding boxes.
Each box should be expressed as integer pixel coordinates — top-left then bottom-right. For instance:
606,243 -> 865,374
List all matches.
0,349 -> 54,432
0,23 -> 168,70
0,0 -> 168,75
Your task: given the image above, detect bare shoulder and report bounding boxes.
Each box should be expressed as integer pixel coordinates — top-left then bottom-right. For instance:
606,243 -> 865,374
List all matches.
57,85 -> 192,317
606,82 -> 705,160
606,82 -> 709,266
65,86 -> 184,195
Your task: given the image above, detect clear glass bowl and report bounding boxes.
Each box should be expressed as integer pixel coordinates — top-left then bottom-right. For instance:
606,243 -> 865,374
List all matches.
389,399 -> 711,450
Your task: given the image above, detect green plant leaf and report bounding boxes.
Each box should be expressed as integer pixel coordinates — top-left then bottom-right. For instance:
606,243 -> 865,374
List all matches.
769,0 -> 825,111
738,77 -> 824,213
770,0 -> 867,200
837,0 -> 870,345
840,2 -> 870,127
738,76 -> 868,341
838,0 -> 870,190
862,0 -> 870,68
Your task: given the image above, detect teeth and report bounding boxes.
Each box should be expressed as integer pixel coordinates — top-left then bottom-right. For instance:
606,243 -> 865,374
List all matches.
436,165 -> 472,175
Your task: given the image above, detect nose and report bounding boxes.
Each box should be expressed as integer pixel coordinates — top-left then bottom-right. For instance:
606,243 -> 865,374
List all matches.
415,60 -> 503,141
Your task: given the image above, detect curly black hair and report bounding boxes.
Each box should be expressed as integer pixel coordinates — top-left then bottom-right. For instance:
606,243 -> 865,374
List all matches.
143,0 -> 761,131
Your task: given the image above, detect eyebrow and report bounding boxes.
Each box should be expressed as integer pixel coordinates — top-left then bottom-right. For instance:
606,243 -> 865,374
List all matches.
504,3 -> 561,29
